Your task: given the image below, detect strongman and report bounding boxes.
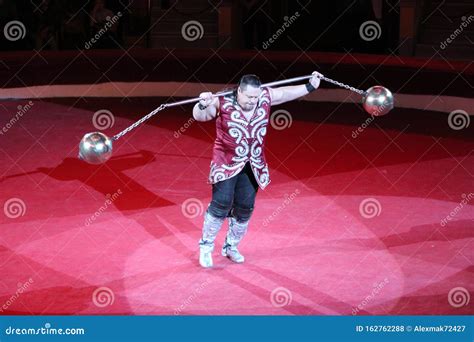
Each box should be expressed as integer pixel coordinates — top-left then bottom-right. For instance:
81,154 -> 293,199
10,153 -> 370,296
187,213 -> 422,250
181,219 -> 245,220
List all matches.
193,72 -> 322,268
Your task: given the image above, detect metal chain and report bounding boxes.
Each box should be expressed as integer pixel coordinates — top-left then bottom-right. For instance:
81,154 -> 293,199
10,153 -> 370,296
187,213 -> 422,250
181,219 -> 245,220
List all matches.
112,75 -> 366,141
112,104 -> 167,141
320,76 -> 367,96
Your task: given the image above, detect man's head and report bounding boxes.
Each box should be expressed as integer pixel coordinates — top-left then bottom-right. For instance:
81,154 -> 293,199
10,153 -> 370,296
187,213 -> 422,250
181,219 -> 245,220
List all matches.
236,74 -> 262,111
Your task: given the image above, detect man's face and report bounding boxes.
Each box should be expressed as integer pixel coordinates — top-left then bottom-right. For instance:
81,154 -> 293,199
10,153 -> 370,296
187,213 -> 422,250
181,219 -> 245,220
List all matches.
237,85 -> 261,111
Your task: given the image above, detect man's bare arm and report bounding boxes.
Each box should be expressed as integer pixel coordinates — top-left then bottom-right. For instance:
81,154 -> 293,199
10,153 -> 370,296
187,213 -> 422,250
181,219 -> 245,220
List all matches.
270,71 -> 322,106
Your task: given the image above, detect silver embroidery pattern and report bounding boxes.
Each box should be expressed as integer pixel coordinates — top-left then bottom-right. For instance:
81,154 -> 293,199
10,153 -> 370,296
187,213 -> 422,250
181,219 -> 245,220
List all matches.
209,90 -> 271,189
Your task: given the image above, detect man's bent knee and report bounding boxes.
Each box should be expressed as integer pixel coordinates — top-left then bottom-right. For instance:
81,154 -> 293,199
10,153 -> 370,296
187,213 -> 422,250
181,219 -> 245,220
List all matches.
208,199 -> 233,219
231,206 -> 254,222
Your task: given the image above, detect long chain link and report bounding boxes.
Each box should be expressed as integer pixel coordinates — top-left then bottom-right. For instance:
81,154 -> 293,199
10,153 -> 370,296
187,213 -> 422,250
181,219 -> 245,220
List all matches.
112,75 -> 365,140
320,76 -> 367,96
112,104 -> 167,141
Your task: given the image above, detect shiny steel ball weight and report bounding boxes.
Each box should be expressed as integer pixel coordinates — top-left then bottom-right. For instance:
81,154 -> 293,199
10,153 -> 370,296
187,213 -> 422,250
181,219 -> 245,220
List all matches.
363,86 -> 394,116
78,132 -> 113,164
78,74 -> 394,165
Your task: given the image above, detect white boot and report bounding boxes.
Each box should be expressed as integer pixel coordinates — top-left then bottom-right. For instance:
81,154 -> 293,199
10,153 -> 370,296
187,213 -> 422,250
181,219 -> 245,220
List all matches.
199,244 -> 214,268
199,212 -> 225,268
222,217 -> 248,264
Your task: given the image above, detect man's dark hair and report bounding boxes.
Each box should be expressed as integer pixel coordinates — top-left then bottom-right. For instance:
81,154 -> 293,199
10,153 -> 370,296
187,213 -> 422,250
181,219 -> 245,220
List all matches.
221,74 -> 261,103
238,74 -> 261,90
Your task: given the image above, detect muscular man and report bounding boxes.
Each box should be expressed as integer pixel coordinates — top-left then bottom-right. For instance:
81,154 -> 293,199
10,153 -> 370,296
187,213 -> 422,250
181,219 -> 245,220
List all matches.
193,72 -> 322,268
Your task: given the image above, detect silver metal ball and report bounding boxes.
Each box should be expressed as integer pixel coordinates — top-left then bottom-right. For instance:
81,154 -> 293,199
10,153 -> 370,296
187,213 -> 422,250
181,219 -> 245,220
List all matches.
363,86 -> 394,116
78,132 -> 113,164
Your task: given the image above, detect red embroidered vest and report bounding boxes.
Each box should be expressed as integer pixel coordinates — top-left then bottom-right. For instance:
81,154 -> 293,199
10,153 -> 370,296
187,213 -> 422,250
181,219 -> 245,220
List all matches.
208,87 -> 271,189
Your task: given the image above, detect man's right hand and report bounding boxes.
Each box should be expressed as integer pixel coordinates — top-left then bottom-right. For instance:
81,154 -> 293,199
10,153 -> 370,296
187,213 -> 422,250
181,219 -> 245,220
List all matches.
193,92 -> 218,122
198,92 -> 214,108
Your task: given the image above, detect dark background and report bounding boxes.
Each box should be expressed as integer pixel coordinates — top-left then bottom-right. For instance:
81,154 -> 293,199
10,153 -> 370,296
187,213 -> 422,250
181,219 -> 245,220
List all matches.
0,0 -> 399,53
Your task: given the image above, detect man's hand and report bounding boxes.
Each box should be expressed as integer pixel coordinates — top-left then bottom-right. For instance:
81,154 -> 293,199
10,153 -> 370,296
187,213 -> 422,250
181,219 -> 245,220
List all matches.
193,92 -> 218,121
198,92 -> 214,109
269,71 -> 324,106
309,71 -> 323,89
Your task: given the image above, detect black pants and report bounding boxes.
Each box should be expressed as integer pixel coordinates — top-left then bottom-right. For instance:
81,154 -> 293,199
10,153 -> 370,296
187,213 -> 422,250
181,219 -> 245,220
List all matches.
207,162 -> 259,222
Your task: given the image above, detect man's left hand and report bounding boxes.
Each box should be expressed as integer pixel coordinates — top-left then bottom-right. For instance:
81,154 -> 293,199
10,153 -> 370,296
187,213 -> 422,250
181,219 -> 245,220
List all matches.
310,71 -> 323,89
